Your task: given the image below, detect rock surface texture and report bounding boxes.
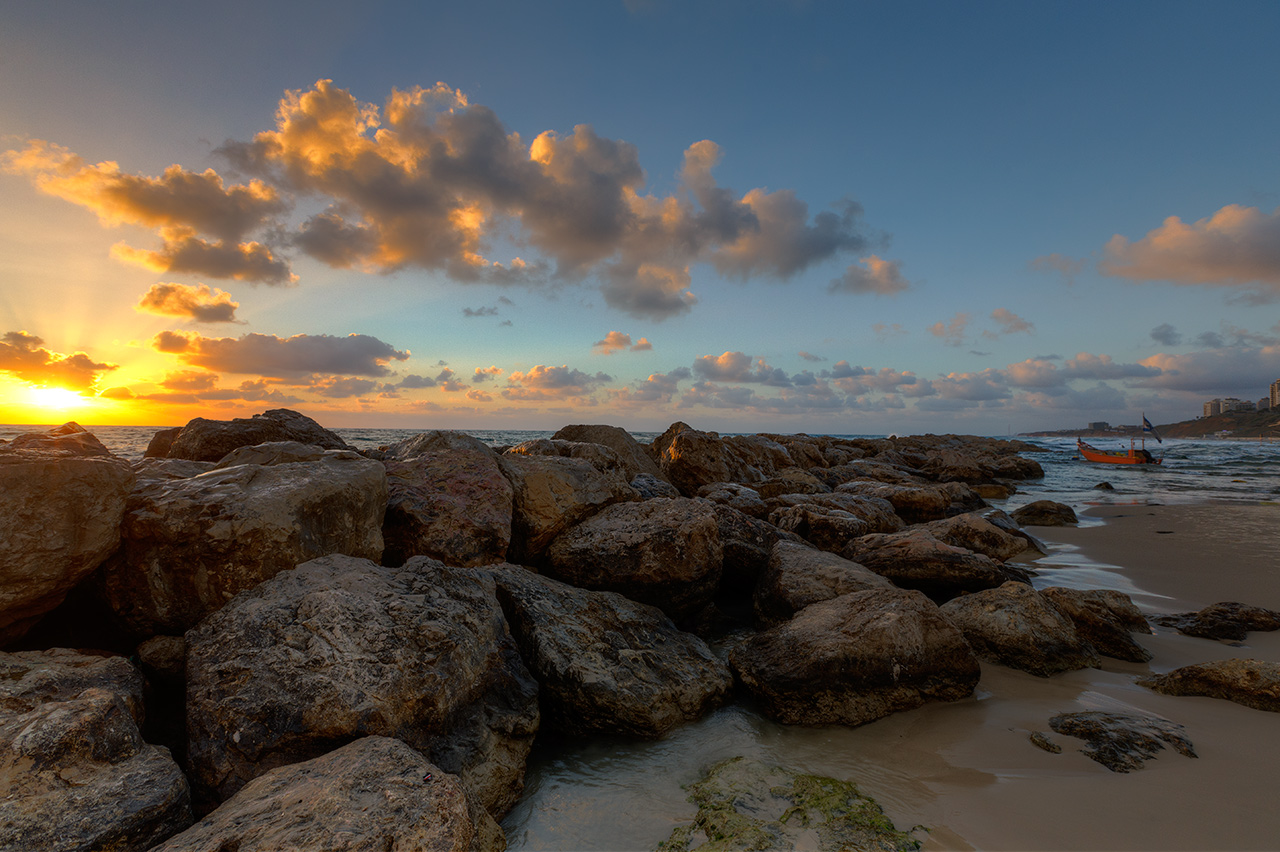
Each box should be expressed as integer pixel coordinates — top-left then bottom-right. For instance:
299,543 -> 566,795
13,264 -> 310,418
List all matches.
489,565 -> 731,737
1139,658 -> 1280,712
656,756 -> 920,852
0,428 -> 135,643
0,649 -> 192,851
98,446 -> 387,636
730,588 -> 981,726
940,581 -> 1101,677
1047,711 -> 1197,772
184,555 -> 539,817
543,497 -> 723,621
381,432 -> 513,568
753,541 -> 893,628
153,736 -> 503,852
846,530 -> 1027,599
1150,601 -> 1280,642
1011,500 -> 1078,526
158,408 -> 351,462
1040,586 -> 1152,662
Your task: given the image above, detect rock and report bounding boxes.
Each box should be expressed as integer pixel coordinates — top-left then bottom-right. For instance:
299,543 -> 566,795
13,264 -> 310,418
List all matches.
6,421 -> 114,456
656,756 -> 919,852
1047,711 -> 1196,772
765,434 -> 829,470
144,426 -> 182,459
136,635 -> 187,686
712,504 -> 791,595
152,736 -> 503,852
846,529 -> 1029,599
184,554 -> 539,818
940,582 -> 1100,676
506,437 -> 630,478
696,482 -> 769,519
1150,601 -> 1280,642
1139,659 -> 1280,712
551,424 -> 671,484
543,498 -> 723,622
1011,500 -> 1078,526
132,457 -> 216,481
1040,587 -> 1151,662
835,480 -> 954,524
0,649 -> 192,851
489,565 -> 731,738
1029,731 -> 1061,753
753,541 -> 893,628
767,493 -> 903,557
0,431 -> 135,644
631,472 -> 681,500
382,435 -> 513,568
729,588 -> 981,726
655,426 -> 762,496
921,512 -> 1031,562
162,408 -> 350,462
753,467 -> 831,499
498,451 -> 635,563
972,482 -> 1014,500
979,507 -> 1046,555
98,446 -> 387,637
1093,481 -> 1115,491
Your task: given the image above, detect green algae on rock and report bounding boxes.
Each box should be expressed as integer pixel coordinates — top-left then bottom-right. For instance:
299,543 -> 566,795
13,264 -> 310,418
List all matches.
656,756 -> 920,852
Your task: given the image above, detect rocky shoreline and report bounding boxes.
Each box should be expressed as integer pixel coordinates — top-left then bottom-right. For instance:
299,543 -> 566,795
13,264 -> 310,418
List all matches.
3,409 -> 1278,851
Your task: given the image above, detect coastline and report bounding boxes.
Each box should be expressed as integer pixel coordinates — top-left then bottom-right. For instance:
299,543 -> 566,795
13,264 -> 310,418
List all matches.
883,501 -> 1280,851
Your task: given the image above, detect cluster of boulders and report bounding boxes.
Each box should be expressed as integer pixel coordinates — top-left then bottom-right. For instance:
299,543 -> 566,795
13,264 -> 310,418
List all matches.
0,409 -> 1271,849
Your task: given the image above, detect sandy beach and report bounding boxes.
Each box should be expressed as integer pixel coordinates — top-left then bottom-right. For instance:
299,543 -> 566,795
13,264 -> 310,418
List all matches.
863,501 -> 1280,851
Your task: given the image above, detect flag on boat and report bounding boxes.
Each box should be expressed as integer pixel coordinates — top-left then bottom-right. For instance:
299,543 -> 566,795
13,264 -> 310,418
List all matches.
1142,415 -> 1162,443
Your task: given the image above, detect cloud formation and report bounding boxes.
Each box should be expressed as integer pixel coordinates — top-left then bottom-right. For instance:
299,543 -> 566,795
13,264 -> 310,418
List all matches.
987,308 -> 1034,336
829,255 -> 910,295
503,364 -> 613,401
0,330 -> 118,390
1101,204 -> 1280,300
692,351 -> 792,386
592,331 -> 652,354
929,313 -> 971,346
136,282 -> 240,323
3,141 -> 294,284
153,331 -> 410,377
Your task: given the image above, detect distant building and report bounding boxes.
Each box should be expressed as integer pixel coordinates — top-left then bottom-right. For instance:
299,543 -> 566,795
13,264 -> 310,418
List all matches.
1261,398 -> 1271,412
1087,421 -> 1110,431
1272,379 -> 1280,409
1221,398 -> 1254,413
1204,399 -> 1222,417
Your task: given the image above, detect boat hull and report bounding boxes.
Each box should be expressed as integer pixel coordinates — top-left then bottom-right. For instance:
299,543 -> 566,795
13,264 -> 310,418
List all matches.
1077,439 -> 1163,465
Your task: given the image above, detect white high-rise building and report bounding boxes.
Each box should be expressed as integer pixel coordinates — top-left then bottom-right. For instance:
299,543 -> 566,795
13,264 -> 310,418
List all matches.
1272,379 -> 1280,409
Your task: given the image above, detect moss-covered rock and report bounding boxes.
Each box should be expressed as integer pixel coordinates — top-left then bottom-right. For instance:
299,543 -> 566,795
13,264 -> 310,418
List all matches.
657,756 -> 920,852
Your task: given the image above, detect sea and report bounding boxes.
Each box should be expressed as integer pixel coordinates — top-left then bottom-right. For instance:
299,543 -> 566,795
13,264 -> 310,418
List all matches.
5,422 -> 1280,849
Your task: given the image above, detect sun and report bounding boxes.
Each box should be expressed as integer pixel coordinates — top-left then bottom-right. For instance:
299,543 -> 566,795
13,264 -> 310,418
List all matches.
25,386 -> 94,418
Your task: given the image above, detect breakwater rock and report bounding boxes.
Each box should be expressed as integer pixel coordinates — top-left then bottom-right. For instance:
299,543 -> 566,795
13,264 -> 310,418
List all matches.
8,412 -> 1157,849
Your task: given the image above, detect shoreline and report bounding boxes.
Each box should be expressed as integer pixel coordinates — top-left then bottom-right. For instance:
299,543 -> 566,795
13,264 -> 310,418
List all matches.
887,501 -> 1280,851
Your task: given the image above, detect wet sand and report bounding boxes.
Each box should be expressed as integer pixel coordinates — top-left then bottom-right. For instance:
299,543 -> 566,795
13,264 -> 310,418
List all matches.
873,501 -> 1280,851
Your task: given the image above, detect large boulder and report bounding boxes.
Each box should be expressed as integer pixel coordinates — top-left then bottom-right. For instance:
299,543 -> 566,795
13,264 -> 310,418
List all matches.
1139,659 -> 1280,712
0,649 -> 192,851
159,409 -> 350,462
542,498 -> 723,622
834,480 -> 954,524
654,426 -> 754,496
712,504 -> 795,595
506,437 -> 630,477
766,493 -> 904,557
0,427 -> 135,644
845,529 -> 1029,599
1040,586 -> 1152,662
381,433 -> 513,568
98,446 -> 387,637
753,541 -> 893,628
1150,601 -> 1280,642
657,756 -> 920,852
152,737 -> 502,852
551,424 -> 670,484
729,588 -> 981,726
184,554 -> 539,818
920,512 -> 1031,562
696,482 -> 769,519
489,565 -> 731,737
940,581 -> 1100,677
498,451 -> 635,562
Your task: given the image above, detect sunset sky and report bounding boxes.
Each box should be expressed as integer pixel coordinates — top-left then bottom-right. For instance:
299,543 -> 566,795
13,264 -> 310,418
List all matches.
3,1 -> 1279,435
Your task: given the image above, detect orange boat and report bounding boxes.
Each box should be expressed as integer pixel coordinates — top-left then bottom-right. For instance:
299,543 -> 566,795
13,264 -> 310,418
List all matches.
1077,437 -> 1163,465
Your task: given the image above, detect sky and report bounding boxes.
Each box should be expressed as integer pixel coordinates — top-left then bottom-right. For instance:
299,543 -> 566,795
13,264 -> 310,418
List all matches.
3,0 -> 1279,435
